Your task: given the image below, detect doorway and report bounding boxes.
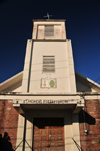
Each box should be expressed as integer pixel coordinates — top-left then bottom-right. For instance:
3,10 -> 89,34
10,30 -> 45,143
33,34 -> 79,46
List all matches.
33,118 -> 64,151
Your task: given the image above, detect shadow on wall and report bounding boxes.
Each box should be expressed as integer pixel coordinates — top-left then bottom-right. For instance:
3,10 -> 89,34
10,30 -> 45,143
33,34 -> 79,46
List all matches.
0,132 -> 14,151
79,109 -> 96,125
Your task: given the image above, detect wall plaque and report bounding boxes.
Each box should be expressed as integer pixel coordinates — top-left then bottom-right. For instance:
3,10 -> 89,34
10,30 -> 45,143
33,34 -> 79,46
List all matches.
41,77 -> 57,88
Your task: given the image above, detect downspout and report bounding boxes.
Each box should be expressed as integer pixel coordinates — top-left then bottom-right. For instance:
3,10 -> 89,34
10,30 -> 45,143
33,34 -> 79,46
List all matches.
81,94 -> 88,135
83,106 -> 88,135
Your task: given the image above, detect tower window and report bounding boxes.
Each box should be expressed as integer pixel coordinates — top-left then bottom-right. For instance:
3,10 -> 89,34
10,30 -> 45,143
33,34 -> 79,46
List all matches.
44,26 -> 54,37
43,56 -> 55,73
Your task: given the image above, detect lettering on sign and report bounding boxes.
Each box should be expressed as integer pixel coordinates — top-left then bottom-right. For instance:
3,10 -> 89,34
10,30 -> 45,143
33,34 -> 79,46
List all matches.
23,99 -> 76,104
13,99 -> 83,105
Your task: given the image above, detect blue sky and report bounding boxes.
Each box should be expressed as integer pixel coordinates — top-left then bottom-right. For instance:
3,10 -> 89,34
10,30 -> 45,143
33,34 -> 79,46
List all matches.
0,0 -> 100,84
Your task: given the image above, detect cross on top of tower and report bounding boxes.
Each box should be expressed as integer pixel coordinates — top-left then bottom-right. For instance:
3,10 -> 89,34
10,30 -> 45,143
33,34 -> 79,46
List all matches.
44,13 -> 53,19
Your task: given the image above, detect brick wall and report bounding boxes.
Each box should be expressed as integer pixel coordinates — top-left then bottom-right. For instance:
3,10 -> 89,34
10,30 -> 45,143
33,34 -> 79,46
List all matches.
1,99 -> 100,150
79,100 -> 100,151
0,100 -> 19,150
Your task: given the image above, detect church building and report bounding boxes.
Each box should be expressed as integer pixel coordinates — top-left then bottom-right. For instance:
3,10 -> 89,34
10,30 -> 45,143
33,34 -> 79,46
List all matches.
0,19 -> 100,151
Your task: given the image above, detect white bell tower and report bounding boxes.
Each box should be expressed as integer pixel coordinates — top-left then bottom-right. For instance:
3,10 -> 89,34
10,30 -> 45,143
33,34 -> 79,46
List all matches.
22,19 -> 76,93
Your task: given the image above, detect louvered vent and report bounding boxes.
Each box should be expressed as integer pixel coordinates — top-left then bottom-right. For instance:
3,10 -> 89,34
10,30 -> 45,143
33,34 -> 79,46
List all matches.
44,26 -> 54,37
43,56 -> 55,72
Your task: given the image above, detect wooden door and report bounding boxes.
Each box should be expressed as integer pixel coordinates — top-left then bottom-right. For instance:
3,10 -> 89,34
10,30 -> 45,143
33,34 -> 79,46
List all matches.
33,118 -> 64,151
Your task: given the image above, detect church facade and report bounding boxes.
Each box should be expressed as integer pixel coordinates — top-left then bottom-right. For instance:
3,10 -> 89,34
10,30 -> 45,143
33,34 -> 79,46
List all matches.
0,19 -> 100,151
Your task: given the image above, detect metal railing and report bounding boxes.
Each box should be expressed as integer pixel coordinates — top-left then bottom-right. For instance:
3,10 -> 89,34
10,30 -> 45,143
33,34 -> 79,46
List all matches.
15,140 -> 33,151
72,138 -> 83,151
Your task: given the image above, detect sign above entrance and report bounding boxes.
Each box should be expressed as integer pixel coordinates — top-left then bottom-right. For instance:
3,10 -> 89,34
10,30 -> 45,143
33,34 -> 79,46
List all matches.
13,99 -> 82,105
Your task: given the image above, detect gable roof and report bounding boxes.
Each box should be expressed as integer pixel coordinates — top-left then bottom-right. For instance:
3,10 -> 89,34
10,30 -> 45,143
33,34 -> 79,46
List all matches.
0,71 -> 100,93
0,71 -> 23,92
75,72 -> 100,92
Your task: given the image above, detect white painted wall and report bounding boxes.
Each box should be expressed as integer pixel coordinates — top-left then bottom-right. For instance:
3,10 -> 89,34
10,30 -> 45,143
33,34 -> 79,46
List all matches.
29,40 -> 76,93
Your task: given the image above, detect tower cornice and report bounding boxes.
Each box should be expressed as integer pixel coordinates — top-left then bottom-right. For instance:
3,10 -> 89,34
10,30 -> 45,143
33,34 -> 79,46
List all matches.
33,19 -> 66,22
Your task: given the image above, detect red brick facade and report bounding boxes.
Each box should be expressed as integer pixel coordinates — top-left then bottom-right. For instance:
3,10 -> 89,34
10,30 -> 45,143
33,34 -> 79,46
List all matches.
1,99 -> 100,150
79,100 -> 100,151
0,100 -> 19,150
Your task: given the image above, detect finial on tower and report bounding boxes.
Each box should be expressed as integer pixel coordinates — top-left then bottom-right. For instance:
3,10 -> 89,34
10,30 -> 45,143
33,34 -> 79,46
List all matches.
44,13 -> 53,19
